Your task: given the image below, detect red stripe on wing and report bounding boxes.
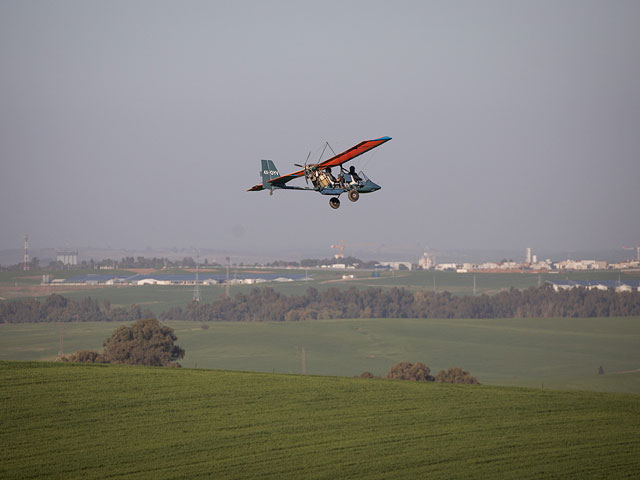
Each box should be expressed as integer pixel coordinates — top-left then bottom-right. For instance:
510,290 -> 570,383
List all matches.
317,137 -> 391,169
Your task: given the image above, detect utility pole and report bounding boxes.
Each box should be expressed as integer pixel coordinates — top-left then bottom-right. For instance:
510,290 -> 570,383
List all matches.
57,321 -> 63,359
193,255 -> 201,302
23,234 -> 29,271
225,256 -> 230,298
473,275 -> 476,296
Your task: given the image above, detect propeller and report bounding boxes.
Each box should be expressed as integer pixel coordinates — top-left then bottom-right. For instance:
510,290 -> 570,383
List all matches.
295,151 -> 313,185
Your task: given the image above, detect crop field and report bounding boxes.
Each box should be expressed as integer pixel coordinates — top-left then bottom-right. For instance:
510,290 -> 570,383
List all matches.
2,317 -> 639,394
2,268 -> 640,314
1,361 -> 638,479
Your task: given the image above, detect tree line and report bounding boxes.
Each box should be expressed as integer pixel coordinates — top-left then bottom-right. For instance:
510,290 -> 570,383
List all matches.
0,255 -> 217,271
161,285 -> 640,322
2,285 -> 640,324
1,255 -> 379,271
0,294 -> 154,323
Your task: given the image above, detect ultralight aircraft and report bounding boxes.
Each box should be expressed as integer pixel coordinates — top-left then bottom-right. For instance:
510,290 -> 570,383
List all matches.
247,136 -> 391,209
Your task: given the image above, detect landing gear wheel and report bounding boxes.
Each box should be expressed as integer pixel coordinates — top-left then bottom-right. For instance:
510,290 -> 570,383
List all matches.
329,197 -> 341,209
348,189 -> 360,202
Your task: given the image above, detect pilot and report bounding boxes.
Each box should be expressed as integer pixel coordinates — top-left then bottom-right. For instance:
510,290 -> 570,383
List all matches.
349,166 -> 362,185
310,165 -> 320,186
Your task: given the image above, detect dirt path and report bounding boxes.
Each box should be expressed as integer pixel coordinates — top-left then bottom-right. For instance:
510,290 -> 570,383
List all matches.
609,368 -> 640,375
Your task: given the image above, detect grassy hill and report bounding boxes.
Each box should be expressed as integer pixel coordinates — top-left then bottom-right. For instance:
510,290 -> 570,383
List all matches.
1,361 -> 638,479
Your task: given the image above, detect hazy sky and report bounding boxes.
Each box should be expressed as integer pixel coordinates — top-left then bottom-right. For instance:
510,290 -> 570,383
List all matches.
1,0 -> 639,257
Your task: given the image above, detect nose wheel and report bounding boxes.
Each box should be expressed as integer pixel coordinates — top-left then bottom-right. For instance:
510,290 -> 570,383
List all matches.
348,189 -> 360,202
329,197 -> 341,209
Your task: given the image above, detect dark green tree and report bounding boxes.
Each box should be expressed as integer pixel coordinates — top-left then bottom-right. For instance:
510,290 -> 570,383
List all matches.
102,318 -> 185,366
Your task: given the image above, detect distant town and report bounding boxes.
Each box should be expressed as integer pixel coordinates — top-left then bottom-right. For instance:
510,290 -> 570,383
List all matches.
417,246 -> 640,273
4,236 -> 640,275
0,235 -> 636,296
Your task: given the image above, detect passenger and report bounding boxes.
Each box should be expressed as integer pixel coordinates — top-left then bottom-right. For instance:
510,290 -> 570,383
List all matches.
325,167 -> 337,186
349,166 -> 362,185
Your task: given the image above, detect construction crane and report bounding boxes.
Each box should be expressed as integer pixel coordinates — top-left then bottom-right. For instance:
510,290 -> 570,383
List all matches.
331,240 -> 346,259
622,245 -> 640,262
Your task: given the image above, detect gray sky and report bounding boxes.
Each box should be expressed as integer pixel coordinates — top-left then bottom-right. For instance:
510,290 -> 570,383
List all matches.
1,0 -> 639,257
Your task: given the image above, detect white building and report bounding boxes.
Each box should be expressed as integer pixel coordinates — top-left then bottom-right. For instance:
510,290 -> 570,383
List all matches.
56,250 -> 78,265
609,261 -> 640,270
476,262 -> 499,270
137,278 -> 171,285
378,261 -> 413,271
418,251 -> 436,269
556,260 -> 607,270
435,263 -> 458,271
500,261 -> 519,269
530,259 -> 552,270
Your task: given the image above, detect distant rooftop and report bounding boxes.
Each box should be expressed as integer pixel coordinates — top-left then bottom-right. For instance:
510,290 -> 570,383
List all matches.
60,273 -> 307,284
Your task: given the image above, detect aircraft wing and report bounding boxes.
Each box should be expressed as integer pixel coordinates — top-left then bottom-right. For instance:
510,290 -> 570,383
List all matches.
317,136 -> 391,169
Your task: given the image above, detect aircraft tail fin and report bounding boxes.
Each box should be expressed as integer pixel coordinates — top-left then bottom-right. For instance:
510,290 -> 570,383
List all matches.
260,160 -> 280,188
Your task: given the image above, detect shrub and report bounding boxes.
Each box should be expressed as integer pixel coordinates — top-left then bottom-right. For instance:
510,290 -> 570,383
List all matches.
386,361 -> 434,382
62,350 -> 106,363
435,367 -> 479,384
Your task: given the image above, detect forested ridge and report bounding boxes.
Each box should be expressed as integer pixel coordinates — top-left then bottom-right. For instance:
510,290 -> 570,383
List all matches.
2,285 -> 640,323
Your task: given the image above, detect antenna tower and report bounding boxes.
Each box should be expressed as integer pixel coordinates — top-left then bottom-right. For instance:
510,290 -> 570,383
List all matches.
23,234 -> 29,271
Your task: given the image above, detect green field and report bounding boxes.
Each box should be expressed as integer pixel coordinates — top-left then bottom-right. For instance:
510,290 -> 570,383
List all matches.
1,361 -> 638,479
2,317 -> 638,394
